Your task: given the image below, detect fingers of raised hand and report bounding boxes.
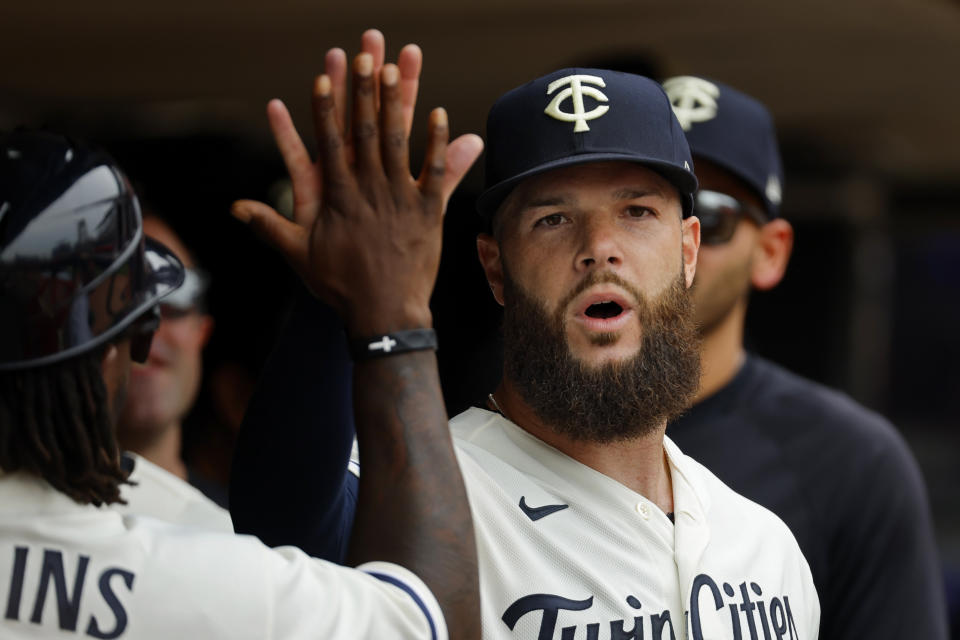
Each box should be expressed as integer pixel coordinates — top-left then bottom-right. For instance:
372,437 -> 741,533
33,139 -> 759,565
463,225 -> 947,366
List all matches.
397,44 -> 422,135
360,29 -> 386,108
266,100 -> 318,225
379,64 -> 409,182
231,199 -> 309,272
328,30 -> 385,145
352,53 -> 383,179
419,108 -> 450,217
324,48 -> 348,135
441,134 -> 485,210
313,75 -> 353,195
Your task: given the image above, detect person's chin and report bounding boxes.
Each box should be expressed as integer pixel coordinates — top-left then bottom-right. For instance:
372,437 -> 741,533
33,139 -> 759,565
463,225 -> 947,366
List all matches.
566,331 -> 641,367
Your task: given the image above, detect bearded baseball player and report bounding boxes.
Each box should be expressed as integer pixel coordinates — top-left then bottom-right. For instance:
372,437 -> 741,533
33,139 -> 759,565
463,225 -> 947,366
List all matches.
231,32 -> 820,639
0,47 -> 482,639
660,76 -> 948,638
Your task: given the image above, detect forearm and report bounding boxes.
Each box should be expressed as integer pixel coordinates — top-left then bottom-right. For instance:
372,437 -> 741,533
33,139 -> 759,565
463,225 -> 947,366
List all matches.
347,350 -> 479,640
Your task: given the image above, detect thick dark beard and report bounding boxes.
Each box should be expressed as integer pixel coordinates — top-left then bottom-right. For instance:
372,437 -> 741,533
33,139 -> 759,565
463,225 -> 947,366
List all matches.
502,268 -> 701,444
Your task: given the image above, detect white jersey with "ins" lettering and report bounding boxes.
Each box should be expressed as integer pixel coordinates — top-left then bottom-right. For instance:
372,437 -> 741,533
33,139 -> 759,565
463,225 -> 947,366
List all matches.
0,471 -> 446,640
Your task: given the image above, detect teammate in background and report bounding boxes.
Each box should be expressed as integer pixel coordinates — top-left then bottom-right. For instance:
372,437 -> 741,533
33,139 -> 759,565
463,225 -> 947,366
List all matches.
115,213 -> 231,514
661,76 -> 948,638
231,32 -> 820,639
0,33 -> 482,638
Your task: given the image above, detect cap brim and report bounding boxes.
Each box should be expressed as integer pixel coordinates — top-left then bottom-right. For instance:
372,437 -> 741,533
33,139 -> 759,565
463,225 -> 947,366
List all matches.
476,152 -> 698,219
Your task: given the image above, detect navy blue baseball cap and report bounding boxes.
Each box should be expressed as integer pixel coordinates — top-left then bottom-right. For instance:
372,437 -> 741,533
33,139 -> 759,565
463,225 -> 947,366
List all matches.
477,68 -> 698,219
662,76 -> 784,217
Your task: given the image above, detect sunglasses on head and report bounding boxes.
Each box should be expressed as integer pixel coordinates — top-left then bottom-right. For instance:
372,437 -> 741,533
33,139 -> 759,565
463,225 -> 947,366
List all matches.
695,190 -> 769,245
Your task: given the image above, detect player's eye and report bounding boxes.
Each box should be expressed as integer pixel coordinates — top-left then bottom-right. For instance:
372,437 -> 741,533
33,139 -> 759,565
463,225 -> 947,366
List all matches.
534,213 -> 567,228
625,205 -> 655,219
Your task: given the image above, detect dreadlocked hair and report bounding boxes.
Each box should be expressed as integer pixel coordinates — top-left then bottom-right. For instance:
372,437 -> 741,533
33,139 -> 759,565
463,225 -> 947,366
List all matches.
0,347 -> 131,506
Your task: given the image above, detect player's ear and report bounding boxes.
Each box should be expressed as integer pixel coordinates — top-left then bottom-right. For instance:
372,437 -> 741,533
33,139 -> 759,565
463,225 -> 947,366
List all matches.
750,218 -> 793,291
681,214 -> 701,289
476,233 -> 505,306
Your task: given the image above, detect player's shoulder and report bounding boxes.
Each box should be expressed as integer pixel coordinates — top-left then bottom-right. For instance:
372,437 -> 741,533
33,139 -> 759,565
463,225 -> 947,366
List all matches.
448,407 -> 552,475
747,356 -> 904,447
120,508 -> 261,563
449,406 -> 502,440
449,407 -> 516,467
117,453 -> 233,532
448,407 -> 608,499
448,407 -> 517,477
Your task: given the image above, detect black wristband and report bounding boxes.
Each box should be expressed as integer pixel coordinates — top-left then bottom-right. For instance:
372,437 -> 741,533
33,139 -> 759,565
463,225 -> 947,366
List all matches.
348,328 -> 438,360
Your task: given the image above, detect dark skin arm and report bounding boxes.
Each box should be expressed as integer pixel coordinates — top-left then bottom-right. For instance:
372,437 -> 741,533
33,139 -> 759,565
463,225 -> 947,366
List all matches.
232,33 -> 483,640
351,351 -> 475,622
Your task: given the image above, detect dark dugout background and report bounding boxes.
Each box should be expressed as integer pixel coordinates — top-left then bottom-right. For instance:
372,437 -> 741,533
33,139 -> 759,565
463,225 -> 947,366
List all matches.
2,0 -> 958,632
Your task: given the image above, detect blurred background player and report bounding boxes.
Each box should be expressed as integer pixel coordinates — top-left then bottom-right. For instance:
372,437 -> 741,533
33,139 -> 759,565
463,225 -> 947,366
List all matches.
116,212 -> 228,508
662,76 -> 948,638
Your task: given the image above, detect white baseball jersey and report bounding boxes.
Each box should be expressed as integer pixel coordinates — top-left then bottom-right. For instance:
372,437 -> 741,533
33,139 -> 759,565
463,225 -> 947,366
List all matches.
115,452 -> 232,532
0,471 -> 446,640
363,408 -> 818,640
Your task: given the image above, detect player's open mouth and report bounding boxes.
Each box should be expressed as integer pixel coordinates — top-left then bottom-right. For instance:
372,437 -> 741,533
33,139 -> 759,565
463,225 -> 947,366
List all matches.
573,292 -> 634,333
585,301 -> 624,319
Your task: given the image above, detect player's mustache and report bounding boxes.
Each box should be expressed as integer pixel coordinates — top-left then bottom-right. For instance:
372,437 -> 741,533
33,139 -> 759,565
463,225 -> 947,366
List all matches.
557,271 -> 645,315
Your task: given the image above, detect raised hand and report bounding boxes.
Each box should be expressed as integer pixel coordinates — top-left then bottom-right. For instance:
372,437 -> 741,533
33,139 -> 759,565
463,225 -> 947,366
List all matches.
232,30 -> 483,323
231,34 -> 483,639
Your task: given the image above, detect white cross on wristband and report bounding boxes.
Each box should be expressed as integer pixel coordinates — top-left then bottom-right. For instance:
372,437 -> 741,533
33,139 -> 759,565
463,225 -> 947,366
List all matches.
349,329 -> 438,361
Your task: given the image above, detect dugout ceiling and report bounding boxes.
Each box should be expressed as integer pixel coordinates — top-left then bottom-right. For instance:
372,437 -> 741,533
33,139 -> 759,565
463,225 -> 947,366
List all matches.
1,0 -> 959,184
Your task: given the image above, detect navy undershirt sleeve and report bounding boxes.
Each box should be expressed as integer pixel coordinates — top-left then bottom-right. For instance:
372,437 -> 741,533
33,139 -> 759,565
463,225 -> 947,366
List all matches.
229,291 -> 358,562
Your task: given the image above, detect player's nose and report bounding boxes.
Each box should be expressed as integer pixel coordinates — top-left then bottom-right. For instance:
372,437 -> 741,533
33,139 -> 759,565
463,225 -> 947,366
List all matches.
574,214 -> 623,271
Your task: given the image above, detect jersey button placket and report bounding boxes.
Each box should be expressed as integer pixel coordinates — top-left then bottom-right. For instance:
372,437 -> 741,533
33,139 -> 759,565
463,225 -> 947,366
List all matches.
635,502 -> 650,519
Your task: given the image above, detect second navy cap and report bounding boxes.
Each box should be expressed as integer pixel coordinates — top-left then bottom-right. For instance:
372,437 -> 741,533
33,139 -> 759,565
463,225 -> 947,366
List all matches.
663,76 -> 784,217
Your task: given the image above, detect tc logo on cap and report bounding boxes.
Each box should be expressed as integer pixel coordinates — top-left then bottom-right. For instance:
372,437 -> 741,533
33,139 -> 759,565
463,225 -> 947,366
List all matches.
663,76 -> 720,131
544,74 -> 610,132
765,175 -> 782,205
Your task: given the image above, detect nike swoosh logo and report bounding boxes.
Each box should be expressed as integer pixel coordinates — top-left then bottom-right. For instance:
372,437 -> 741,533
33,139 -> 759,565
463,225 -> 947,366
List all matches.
519,496 -> 569,521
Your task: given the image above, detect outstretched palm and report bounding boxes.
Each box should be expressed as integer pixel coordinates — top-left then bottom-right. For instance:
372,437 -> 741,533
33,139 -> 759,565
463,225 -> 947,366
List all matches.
232,29 -> 483,334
